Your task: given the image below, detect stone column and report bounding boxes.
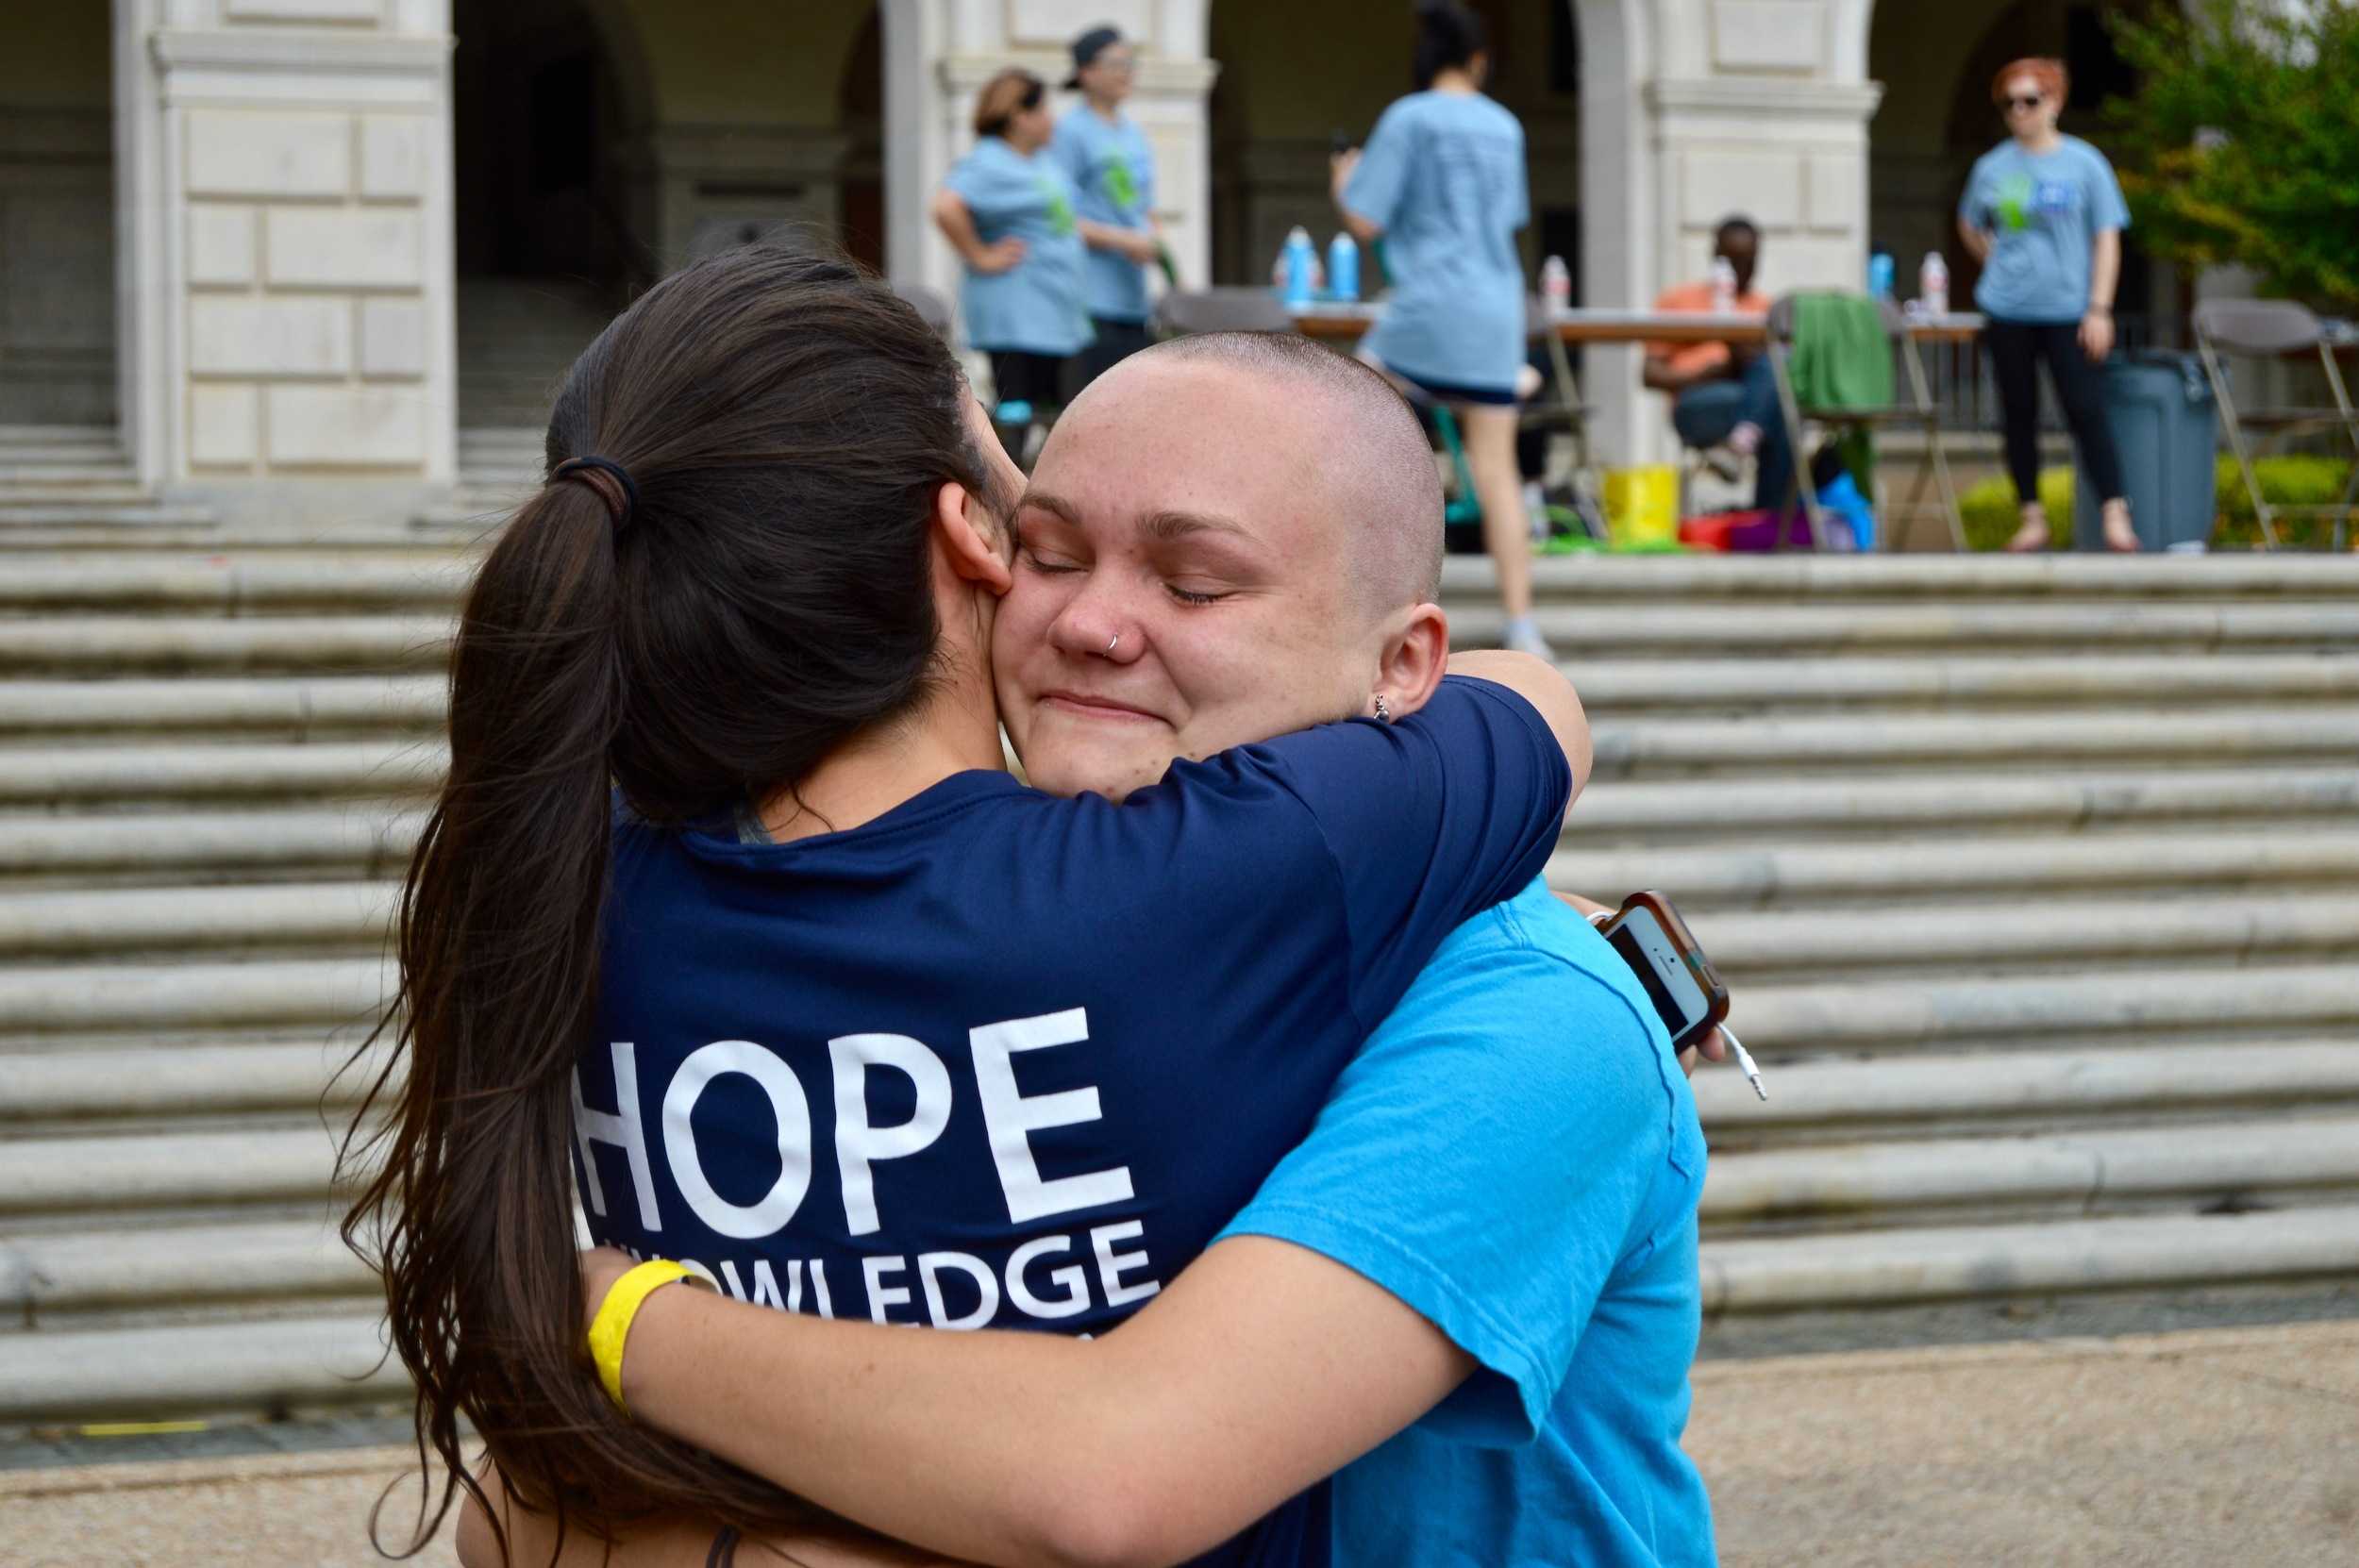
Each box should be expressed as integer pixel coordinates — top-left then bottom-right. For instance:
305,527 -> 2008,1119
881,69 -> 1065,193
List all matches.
114,0 -> 457,525
1585,0 -> 1881,465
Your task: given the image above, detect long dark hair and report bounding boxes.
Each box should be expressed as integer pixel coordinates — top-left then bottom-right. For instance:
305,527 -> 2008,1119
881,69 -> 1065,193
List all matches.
341,246 -> 998,1558
1414,2 -> 1488,90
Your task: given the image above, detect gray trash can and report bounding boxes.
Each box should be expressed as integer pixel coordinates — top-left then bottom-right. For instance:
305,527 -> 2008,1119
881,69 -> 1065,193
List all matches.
2075,351 -> 2218,551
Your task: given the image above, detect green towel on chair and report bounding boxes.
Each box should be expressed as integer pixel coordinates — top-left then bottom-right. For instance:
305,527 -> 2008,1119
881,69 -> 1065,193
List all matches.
1788,292 -> 1893,492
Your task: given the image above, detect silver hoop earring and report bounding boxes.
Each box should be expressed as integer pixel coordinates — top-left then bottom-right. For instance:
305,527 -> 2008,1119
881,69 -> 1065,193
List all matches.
1105,632 -> 1120,656
1373,694 -> 1392,724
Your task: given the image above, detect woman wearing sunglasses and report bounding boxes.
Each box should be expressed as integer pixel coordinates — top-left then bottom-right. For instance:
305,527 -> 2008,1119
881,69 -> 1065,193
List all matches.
1959,57 -> 2139,554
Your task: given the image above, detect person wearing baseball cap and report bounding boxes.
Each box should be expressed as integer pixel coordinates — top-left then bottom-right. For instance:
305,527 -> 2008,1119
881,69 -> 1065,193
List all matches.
1051,25 -> 1163,396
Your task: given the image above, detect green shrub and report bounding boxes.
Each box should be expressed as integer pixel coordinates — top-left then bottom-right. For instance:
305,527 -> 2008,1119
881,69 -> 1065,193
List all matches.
2213,455 -> 2357,548
1951,455 -> 2354,550
1958,468 -> 2076,551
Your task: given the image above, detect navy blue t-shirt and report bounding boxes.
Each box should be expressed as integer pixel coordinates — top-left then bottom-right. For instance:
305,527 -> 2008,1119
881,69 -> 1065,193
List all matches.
571,676 -> 1568,1567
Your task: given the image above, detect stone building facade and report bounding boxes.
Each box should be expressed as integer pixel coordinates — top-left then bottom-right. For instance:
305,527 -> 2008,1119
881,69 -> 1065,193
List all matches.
2,0 -> 2172,526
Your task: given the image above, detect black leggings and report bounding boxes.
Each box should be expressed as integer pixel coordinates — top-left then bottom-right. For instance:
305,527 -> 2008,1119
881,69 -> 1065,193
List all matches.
1987,318 -> 2124,506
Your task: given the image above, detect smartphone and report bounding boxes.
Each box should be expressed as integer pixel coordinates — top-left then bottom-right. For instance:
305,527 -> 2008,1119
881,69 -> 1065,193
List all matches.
1597,892 -> 1731,1053
1330,128 -> 1361,157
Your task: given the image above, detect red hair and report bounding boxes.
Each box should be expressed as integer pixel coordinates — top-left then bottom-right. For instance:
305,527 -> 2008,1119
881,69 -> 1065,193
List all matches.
1993,58 -> 2069,108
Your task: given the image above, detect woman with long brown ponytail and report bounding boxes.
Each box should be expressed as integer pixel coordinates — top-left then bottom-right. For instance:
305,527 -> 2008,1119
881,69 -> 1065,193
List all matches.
344,245 -> 1590,1566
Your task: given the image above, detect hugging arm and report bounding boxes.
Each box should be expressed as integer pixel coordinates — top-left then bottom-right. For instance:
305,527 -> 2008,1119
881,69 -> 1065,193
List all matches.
1444,651 -> 1591,805
590,1236 -> 1469,1568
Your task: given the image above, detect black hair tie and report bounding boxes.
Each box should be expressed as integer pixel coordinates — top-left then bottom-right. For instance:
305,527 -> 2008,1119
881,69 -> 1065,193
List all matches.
551,455 -> 639,532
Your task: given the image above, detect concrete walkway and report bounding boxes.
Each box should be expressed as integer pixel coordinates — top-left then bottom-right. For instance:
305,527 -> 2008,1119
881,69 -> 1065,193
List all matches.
7,1320 -> 2354,1567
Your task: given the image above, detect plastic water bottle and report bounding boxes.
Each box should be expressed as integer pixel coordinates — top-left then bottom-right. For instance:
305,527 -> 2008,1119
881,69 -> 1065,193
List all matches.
1867,252 -> 1896,301
1540,255 -> 1571,313
1710,256 -> 1739,314
1280,226 -> 1316,308
1919,252 -> 1949,318
1328,231 -> 1360,303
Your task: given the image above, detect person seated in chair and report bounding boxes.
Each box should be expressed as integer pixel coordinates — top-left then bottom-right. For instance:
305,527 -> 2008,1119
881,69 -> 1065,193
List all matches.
1644,216 -> 1790,512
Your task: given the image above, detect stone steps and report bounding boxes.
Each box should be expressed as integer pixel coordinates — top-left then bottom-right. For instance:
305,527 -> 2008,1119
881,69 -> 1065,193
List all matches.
10,1205 -> 2354,1422
0,1314 -> 404,1424
1553,826 -> 2359,908
8,659 -> 2350,735
1459,553 -> 2359,600
0,542 -> 2353,1420
0,558 -> 467,609
1690,894 -> 2359,977
1732,962 -> 2358,1050
8,881 -> 2359,980
1590,708 -> 2359,776
1490,602 -> 2359,655
13,953 -> 2334,1050
12,1104 -> 2355,1243
1692,1041 -> 2359,1143
0,956 -> 386,1037
0,1040 -> 385,1121
7,1130 -> 2354,1335
1572,655 -> 2359,712
0,676 -> 444,736
0,881 -> 393,956
1565,767 -> 2359,842
0,740 -> 443,804
0,615 -> 452,672
1698,1114 -> 2359,1229
1700,1206 -> 2359,1314
0,807 -> 419,882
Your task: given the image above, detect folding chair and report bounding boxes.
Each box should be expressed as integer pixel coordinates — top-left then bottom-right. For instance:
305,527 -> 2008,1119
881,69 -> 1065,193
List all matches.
1154,288 -> 1298,337
1522,296 -> 1610,540
2193,299 -> 2359,551
891,281 -> 955,343
1766,292 -> 1966,551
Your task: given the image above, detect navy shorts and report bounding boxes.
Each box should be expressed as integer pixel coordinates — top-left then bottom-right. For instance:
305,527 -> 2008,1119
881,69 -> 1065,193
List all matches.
1368,355 -> 1520,408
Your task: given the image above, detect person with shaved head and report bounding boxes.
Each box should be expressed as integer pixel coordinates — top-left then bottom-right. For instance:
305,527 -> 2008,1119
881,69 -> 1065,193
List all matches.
481,329 -> 1714,1568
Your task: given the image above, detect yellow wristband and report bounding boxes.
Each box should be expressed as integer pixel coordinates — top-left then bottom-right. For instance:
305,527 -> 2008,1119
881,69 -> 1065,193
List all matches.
587,1259 -> 692,1412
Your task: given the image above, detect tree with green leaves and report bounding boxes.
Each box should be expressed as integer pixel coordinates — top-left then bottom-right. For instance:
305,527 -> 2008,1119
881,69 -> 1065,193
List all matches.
2105,0 -> 2359,309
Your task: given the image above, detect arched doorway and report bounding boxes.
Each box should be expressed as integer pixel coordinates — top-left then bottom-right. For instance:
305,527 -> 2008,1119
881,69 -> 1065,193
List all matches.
0,6 -> 114,428
451,0 -> 652,437
449,0 -> 886,452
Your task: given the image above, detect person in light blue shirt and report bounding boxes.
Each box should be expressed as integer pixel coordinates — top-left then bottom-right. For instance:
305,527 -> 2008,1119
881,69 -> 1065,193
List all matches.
1334,2 -> 1552,663
1958,57 -> 2136,553
936,69 -> 1093,443
1051,25 -> 1163,394
1219,876 -> 1716,1567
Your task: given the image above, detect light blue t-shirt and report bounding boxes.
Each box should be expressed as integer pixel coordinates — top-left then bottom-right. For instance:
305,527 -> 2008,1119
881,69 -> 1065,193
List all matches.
944,137 -> 1093,356
1959,135 -> 2130,325
1217,878 -> 1716,1567
1343,90 -> 1531,395
1051,105 -> 1157,324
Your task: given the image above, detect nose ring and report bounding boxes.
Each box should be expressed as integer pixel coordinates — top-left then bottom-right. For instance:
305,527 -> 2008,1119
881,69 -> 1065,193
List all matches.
1105,632 -> 1120,656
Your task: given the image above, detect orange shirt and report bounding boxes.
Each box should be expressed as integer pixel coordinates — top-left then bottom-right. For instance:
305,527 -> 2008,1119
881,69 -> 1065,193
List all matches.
1649,281 -> 1771,382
